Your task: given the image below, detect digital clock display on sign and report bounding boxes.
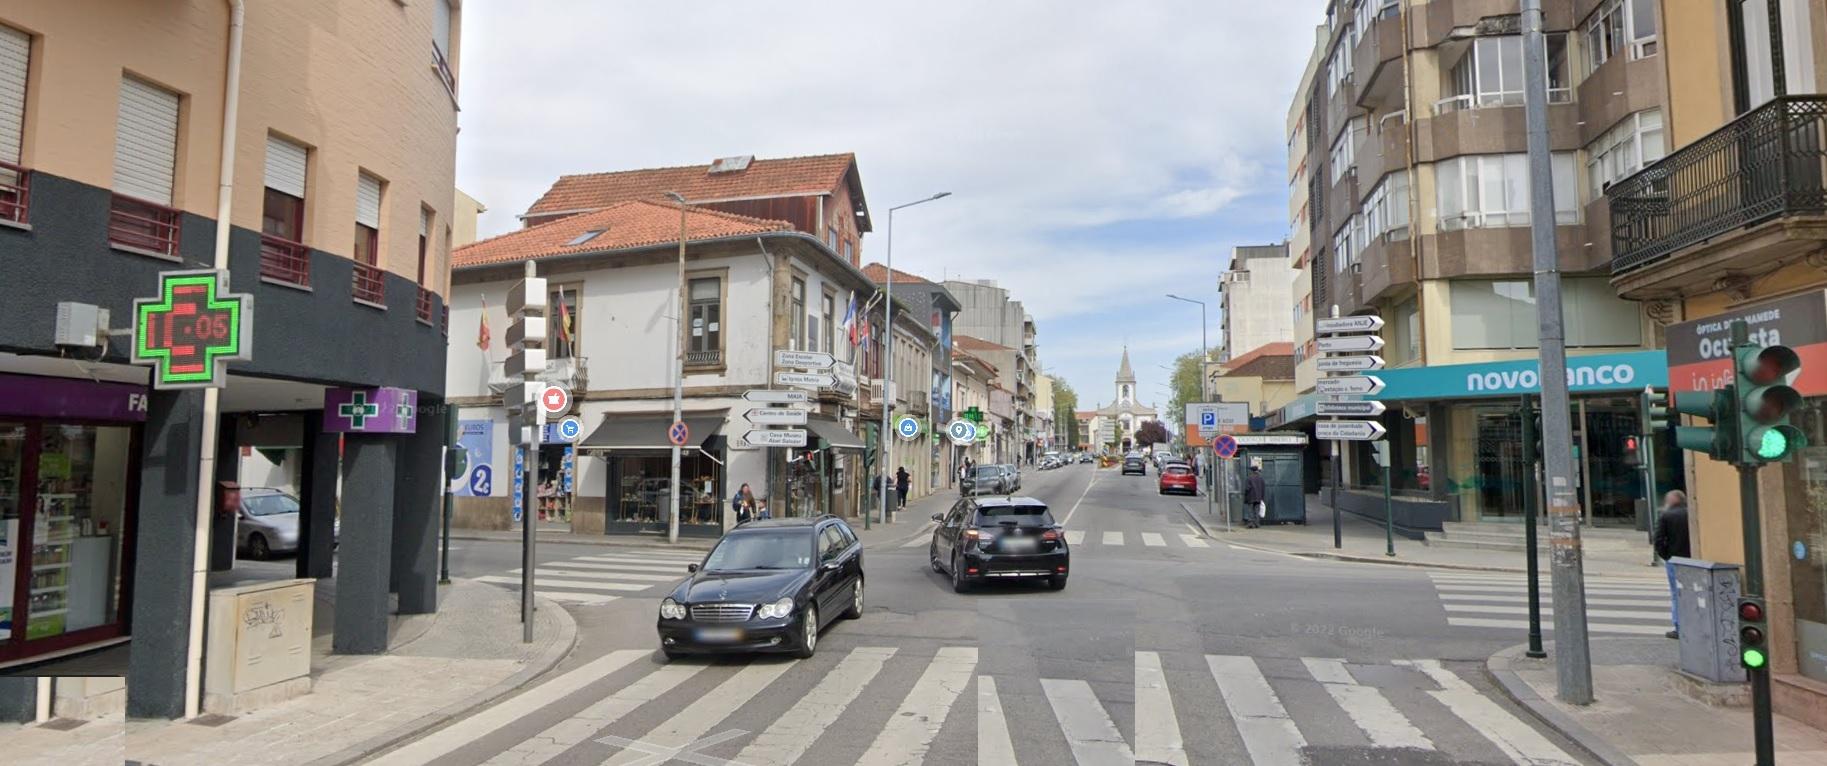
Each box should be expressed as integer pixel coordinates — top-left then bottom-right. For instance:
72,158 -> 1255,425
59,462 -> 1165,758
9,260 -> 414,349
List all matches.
132,271 -> 253,389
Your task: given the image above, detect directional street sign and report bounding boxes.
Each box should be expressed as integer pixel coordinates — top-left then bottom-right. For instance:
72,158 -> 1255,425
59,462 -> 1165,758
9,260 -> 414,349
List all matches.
1234,433 -> 1310,446
1316,355 -> 1387,372
775,371 -> 837,388
504,347 -> 547,377
774,350 -> 836,369
1315,375 -> 1386,395
745,407 -> 809,426
741,428 -> 808,448
1316,315 -> 1385,334
1316,400 -> 1389,417
947,419 -> 978,446
1316,420 -> 1388,441
896,415 -> 922,440
743,389 -> 809,403
506,276 -> 548,318
1316,335 -> 1386,353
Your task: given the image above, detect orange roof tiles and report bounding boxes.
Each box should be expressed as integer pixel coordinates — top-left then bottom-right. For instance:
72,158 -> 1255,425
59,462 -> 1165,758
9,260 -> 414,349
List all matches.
525,153 -> 861,219
860,263 -> 933,285
452,199 -> 791,269
954,335 -> 1014,354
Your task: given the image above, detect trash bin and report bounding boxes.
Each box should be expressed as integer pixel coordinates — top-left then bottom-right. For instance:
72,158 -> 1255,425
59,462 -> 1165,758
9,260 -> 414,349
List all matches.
1672,557 -> 1744,684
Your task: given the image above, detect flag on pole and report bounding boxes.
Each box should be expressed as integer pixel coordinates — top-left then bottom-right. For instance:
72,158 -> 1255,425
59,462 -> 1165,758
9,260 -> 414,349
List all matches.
478,295 -> 492,351
557,287 -> 573,345
842,291 -> 857,345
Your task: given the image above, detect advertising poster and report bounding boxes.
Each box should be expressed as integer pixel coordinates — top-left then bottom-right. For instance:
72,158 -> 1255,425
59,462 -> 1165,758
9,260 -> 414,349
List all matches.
454,419 -> 495,497
0,519 -> 15,639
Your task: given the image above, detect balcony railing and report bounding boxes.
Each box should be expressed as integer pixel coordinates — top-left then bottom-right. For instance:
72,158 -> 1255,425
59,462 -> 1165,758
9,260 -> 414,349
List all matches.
432,42 -> 457,99
1609,96 -> 1827,274
0,160 -> 31,225
1431,89 -> 1570,115
259,234 -> 311,287
107,194 -> 182,258
352,262 -> 386,306
685,349 -> 722,367
416,286 -> 436,324
440,305 -> 449,337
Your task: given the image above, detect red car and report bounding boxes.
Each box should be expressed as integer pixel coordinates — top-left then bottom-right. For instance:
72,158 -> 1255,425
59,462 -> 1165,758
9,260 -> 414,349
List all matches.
1157,463 -> 1197,495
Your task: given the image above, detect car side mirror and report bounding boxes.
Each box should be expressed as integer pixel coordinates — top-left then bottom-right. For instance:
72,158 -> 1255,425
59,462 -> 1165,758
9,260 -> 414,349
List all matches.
687,563 -> 699,573
931,512 -> 943,522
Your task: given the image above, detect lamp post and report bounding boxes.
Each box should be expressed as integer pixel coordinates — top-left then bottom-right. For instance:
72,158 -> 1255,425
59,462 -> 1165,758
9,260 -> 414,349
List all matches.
878,192 -> 951,528
1167,293 -> 1215,525
665,191 -> 688,544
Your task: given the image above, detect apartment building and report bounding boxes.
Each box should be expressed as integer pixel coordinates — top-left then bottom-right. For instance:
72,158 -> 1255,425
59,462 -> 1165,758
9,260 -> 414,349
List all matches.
943,279 -> 1043,462
1220,243 -> 1297,363
0,0 -> 460,720
1292,24 -> 1329,394
1273,0 -> 1670,535
1602,0 -> 1827,723
862,264 -> 961,493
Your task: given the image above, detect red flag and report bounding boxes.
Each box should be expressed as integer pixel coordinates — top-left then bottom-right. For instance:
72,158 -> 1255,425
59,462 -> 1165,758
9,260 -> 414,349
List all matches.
478,295 -> 492,351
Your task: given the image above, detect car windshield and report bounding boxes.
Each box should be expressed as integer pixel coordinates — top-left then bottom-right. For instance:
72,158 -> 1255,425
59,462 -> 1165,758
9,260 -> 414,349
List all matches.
701,531 -> 813,572
1165,465 -> 1192,475
976,506 -> 1053,524
973,467 -> 1000,478
243,493 -> 299,516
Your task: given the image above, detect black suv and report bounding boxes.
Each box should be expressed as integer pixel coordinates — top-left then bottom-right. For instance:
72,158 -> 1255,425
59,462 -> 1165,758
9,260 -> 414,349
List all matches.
656,516 -> 863,660
929,496 -> 1068,592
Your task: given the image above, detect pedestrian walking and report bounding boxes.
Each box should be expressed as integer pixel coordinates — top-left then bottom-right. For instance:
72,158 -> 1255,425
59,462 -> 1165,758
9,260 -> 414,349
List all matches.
1654,489 -> 1691,639
732,483 -> 757,525
1243,464 -> 1267,528
895,466 -> 911,510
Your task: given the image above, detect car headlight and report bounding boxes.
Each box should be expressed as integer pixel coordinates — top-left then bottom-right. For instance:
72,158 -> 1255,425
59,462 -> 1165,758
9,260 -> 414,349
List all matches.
756,597 -> 795,620
659,599 -> 686,620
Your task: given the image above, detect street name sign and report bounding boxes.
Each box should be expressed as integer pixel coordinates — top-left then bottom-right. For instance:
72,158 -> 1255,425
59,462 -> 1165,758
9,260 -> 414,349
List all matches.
743,389 -> 808,403
1316,335 -> 1386,353
1316,420 -> 1387,441
745,407 -> 808,426
1316,400 -> 1388,417
775,371 -> 837,388
741,428 -> 808,448
133,270 -> 253,390
1316,355 -> 1387,372
1316,315 -> 1384,334
774,350 -> 836,369
1315,375 -> 1386,395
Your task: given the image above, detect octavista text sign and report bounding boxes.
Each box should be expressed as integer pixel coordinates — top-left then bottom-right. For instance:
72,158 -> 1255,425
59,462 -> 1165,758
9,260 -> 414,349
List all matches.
132,270 -> 253,390
1665,290 -> 1827,395
1362,350 -> 1668,402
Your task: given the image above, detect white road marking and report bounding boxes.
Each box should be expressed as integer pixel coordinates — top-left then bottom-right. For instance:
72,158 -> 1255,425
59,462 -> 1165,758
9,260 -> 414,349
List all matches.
737,648 -> 897,766
1102,531 -> 1125,546
1441,604 -> 1668,620
1396,659 -> 1581,766
600,658 -> 797,766
1141,532 -> 1167,547
575,555 -> 705,568
476,575 -> 649,592
856,646 -> 978,766
1065,530 -> 1086,545
482,661 -> 707,766
1433,583 -> 1666,596
1444,617 -> 1669,635
900,533 -> 932,548
1208,655 -> 1306,766
509,568 -> 677,582
1438,592 -> 1663,608
1179,534 -> 1211,549
1135,652 -> 1191,766
1060,472 -> 1100,527
1041,678 -> 1134,766
977,676 -> 1019,766
1182,522 -> 1203,537
367,649 -> 648,766
529,591 -> 619,605
528,560 -> 691,574
1302,658 -> 1434,751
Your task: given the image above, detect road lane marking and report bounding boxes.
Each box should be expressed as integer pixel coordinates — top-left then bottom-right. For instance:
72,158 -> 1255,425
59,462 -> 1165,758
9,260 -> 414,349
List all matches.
1438,593 -> 1662,608
509,568 -> 677,582
1141,532 -> 1167,547
1208,655 -> 1306,766
600,658 -> 796,766
529,591 -> 619,605
575,555 -> 705,568
1441,604 -> 1667,620
367,649 -> 648,766
1302,658 -> 1434,751
900,529 -> 933,548
1179,534 -> 1210,549
856,646 -> 977,766
1433,583 -> 1665,596
1395,659 -> 1581,766
1136,652 -> 1191,766
1041,679 -> 1134,766
977,676 -> 1019,766
1182,522 -> 1203,537
1444,616 -> 1670,635
737,648 -> 897,766
529,560 -> 691,574
1102,531 -> 1125,546
1065,530 -> 1086,545
483,661 -> 706,766
476,576 -> 649,592
1060,471 -> 1100,527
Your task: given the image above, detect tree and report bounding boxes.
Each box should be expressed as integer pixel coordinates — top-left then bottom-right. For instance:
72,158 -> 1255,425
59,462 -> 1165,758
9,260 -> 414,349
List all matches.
1052,379 -> 1080,447
1166,351 -> 1205,434
1133,419 -> 1170,447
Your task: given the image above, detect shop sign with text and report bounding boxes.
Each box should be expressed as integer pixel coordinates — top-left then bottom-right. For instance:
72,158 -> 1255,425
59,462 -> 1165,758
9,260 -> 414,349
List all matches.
1665,290 -> 1827,395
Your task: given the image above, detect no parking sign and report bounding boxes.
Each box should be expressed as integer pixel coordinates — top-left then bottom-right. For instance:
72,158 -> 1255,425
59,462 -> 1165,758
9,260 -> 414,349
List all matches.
1215,434 -> 1239,460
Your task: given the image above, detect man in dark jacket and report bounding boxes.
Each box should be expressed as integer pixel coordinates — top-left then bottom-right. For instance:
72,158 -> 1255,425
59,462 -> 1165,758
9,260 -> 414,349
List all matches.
895,467 -> 911,510
1243,464 -> 1267,528
1653,490 -> 1691,639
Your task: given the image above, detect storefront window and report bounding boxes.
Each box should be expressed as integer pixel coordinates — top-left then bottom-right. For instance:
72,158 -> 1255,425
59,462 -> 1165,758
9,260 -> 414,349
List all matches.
31,425 -> 130,639
1785,397 -> 1827,682
1,422 -> 22,641
612,454 -> 720,528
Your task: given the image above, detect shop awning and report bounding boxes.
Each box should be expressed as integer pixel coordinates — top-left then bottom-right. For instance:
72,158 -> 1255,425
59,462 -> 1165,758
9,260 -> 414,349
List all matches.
806,417 -> 866,450
580,411 -> 725,451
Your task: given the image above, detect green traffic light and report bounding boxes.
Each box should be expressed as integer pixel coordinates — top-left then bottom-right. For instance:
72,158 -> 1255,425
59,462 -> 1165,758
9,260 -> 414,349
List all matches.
1756,428 -> 1789,460
1744,647 -> 1768,669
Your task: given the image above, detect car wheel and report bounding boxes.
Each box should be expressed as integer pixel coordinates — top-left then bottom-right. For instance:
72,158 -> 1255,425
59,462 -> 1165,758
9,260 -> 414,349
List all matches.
951,552 -> 971,593
249,534 -> 270,561
930,545 -> 944,573
794,605 -> 819,659
1048,575 -> 1068,591
845,578 -> 864,619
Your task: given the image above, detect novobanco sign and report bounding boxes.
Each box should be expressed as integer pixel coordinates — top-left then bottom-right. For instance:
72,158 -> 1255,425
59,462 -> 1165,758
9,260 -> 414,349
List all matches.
1370,350 -> 1668,402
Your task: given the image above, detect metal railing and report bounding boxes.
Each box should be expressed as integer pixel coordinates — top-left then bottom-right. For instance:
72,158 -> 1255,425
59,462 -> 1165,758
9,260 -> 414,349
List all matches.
352,261 -> 386,305
1609,96 -> 1827,274
432,42 -> 457,96
416,286 -> 436,323
259,234 -> 311,287
0,160 -> 31,224
1432,89 -> 1570,116
107,194 -> 182,258
440,305 -> 449,336
685,349 -> 722,366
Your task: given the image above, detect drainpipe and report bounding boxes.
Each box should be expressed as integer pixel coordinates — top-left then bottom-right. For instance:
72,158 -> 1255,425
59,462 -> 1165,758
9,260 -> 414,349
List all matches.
184,0 -> 244,720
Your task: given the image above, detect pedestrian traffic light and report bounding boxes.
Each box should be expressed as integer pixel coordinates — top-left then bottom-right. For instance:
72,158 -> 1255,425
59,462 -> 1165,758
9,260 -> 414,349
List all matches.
1642,386 -> 1669,434
1623,435 -> 1641,467
1735,343 -> 1806,464
1739,597 -> 1769,669
1674,388 -> 1738,461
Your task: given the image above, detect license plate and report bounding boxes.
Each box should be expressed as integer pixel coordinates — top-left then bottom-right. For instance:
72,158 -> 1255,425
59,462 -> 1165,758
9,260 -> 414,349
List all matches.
1002,537 -> 1037,552
696,628 -> 743,642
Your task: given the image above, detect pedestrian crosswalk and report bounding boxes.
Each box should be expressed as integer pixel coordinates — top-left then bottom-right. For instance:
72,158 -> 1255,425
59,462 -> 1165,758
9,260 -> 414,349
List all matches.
474,548 -> 703,606
1428,570 -> 1672,636
895,527 -> 1215,550
373,646 -> 1581,765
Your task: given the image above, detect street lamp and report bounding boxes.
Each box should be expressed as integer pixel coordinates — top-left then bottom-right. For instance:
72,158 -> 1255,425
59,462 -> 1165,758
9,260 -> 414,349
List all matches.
877,191 -> 951,529
1167,292 -> 1216,524
1166,294 -> 1208,400
666,191 -> 688,544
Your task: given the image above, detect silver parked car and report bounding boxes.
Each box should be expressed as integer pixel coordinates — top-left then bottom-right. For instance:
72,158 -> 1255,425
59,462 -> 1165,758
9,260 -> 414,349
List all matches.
237,488 -> 339,559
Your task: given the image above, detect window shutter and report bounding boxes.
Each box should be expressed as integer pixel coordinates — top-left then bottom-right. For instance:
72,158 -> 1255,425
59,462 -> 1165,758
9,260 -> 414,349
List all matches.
420,208 -> 430,237
355,173 -> 381,228
0,25 -> 28,166
433,0 -> 452,57
114,77 -> 179,205
264,134 -> 307,198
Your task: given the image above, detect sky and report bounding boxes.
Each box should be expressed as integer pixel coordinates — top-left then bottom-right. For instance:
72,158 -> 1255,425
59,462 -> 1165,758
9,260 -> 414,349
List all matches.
455,1 -> 1324,422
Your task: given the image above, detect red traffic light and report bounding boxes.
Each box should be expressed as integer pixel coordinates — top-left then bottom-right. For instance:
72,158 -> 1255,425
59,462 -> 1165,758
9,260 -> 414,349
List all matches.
1743,346 -> 1801,386
1742,625 -> 1765,645
1740,601 -> 1765,622
1625,435 -> 1639,452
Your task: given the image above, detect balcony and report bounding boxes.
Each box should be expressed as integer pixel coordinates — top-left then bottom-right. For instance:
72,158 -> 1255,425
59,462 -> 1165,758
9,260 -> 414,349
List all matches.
487,356 -> 588,394
1609,96 -> 1827,284
431,42 -> 457,101
107,194 -> 181,259
352,261 -> 386,307
416,286 -> 436,324
260,234 -> 311,288
685,349 -> 722,367
0,160 -> 31,226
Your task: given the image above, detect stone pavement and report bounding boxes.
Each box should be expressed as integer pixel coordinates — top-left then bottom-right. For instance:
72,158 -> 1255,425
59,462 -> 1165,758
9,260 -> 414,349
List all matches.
1489,637 -> 1827,765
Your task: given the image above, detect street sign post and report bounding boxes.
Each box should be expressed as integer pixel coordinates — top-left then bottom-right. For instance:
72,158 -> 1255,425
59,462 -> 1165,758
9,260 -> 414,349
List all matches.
506,263 -> 546,642
744,407 -> 809,426
1315,420 -> 1387,440
1315,315 -> 1385,333
741,429 -> 808,448
1315,375 -> 1386,395
775,371 -> 838,388
743,389 -> 809,404
1315,400 -> 1388,417
774,349 -> 836,369
1315,355 -> 1387,372
1317,307 -> 1389,553
1315,335 -> 1386,353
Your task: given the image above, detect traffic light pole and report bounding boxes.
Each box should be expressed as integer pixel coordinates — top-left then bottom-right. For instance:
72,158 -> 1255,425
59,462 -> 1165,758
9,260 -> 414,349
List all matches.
1521,395 -> 1546,659
1640,386 -> 1662,567
1739,462 -> 1775,765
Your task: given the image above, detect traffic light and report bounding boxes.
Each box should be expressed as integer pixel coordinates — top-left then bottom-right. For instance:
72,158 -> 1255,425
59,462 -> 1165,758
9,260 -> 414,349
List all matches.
1642,387 -> 1670,435
1674,388 -> 1738,461
1735,344 -> 1806,464
1623,435 -> 1641,467
1739,597 -> 1769,669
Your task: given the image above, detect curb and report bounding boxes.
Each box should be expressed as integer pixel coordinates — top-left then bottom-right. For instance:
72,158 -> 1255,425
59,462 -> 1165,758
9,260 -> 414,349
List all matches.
1178,501 -> 1215,539
449,531 -> 717,551
306,584 -> 581,766
1485,643 -> 1640,766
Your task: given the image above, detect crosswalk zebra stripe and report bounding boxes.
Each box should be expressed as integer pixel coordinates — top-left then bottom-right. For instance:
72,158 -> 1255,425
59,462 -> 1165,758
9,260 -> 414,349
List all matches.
1396,659 -> 1582,766
485,661 -> 707,766
977,676 -> 1019,766
735,647 -> 897,766
1438,593 -> 1663,608
524,560 -> 690,574
575,555 -> 706,567
1141,532 -> 1167,547
1433,583 -> 1664,596
1442,604 -> 1667,620
1302,658 -> 1435,751
1208,655 -> 1306,766
900,535 -> 931,548
528,591 -> 619,605
369,649 -> 649,766
1180,534 -> 1210,548
599,658 -> 797,766
855,646 -> 978,766
1445,617 -> 1669,635
1065,530 -> 1086,545
476,576 -> 650,592
1135,651 -> 1190,766
509,568 -> 678,583
1041,679 -> 1134,766
1430,575 -> 1664,591
1429,572 -> 1659,584
1102,531 -> 1124,546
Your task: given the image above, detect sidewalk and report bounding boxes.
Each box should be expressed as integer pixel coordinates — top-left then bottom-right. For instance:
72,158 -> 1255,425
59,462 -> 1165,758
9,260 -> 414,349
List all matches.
1186,494 -> 1664,579
91,578 -> 576,766
1488,637 -> 1827,765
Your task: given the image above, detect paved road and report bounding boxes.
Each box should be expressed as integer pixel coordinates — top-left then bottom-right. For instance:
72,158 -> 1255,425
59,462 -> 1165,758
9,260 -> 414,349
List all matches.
364,464 -> 1603,765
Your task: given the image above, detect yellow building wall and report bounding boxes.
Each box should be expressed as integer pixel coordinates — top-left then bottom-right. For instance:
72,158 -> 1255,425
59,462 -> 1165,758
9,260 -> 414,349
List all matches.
1659,0 -> 1732,145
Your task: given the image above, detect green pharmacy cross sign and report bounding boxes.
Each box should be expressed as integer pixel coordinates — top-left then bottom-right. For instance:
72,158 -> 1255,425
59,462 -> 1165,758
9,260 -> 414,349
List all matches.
132,270 -> 253,390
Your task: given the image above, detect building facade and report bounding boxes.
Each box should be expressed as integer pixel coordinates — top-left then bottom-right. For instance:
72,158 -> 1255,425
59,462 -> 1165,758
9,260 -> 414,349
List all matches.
0,0 -> 461,720
944,279 -> 1042,462
1221,243 -> 1297,363
1089,349 -> 1158,452
1292,24 -> 1329,394
863,264 -> 962,494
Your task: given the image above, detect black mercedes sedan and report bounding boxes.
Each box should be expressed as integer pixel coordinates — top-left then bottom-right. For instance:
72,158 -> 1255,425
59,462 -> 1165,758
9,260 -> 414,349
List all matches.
657,516 -> 863,660
929,495 -> 1068,592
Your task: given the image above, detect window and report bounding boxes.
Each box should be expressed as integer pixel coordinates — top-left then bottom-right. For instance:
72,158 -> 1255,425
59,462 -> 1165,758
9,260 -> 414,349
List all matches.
109,76 -> 182,257
843,239 -> 854,264
688,276 -> 721,362
432,0 -> 456,93
353,172 -> 384,304
1332,220 -> 1355,274
566,229 -> 604,246
1363,170 -> 1410,243
822,292 -> 836,354
1586,110 -> 1664,194
1442,35 -> 1569,113
549,285 -> 578,358
790,277 -> 806,351
1585,0 -> 1657,76
1450,278 -> 1642,349
1434,153 -> 1579,230
1326,34 -> 1354,96
0,24 -> 29,225
1354,0 -> 1398,36
1329,117 -> 1364,184
1733,0 -> 1818,111
1391,298 -> 1419,364
262,136 -> 307,242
